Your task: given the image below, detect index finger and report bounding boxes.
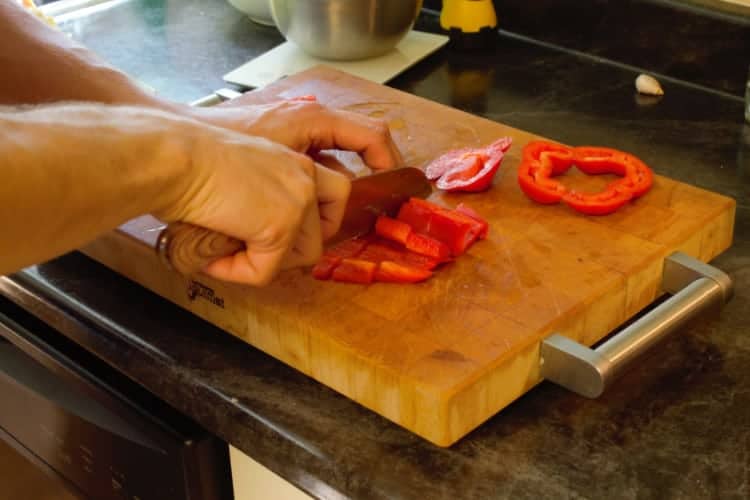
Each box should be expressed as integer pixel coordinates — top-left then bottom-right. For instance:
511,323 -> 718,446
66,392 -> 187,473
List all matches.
315,109 -> 405,170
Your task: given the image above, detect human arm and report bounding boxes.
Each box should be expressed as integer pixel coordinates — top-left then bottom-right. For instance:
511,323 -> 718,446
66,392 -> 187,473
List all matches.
0,104 -> 349,285
0,1 -> 403,169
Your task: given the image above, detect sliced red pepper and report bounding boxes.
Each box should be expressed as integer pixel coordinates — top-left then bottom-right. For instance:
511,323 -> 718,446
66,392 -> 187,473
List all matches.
396,200 -> 432,233
375,215 -> 412,245
331,259 -> 376,284
424,210 -> 480,255
312,255 -> 341,280
573,146 -> 654,197
518,160 -> 567,204
325,238 -> 368,258
455,203 -> 489,239
405,232 -> 451,261
562,188 -> 633,216
358,238 -> 440,271
397,198 -> 483,255
312,200 -> 488,283
523,140 -> 573,173
374,261 -> 432,283
426,137 -> 512,193
425,147 -> 475,180
518,141 -> 654,215
573,146 -> 628,175
616,158 -> 653,198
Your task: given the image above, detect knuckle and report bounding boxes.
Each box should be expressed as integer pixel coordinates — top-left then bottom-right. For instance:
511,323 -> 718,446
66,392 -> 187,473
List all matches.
370,120 -> 391,138
292,153 -> 316,178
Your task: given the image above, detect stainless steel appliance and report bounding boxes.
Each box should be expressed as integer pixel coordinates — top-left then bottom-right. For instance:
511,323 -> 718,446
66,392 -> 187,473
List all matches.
0,296 -> 232,500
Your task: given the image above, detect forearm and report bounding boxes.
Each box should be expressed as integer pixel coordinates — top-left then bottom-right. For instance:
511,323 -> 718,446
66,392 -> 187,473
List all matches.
0,1 -> 182,113
0,104 -> 192,274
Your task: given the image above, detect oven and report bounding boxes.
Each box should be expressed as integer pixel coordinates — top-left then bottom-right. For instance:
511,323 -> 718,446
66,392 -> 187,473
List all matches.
0,295 -> 233,500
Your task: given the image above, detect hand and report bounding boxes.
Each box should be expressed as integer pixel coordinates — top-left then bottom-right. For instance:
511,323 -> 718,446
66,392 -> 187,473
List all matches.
159,122 -> 350,286
189,99 -> 404,171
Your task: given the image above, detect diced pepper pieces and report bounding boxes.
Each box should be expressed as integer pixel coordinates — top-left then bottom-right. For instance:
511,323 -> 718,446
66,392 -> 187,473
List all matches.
398,198 -> 484,255
396,200 -> 432,233
312,255 -> 341,280
375,215 -> 412,245
331,259 -> 376,284
423,210 -> 479,256
312,200 -> 488,284
325,238 -> 367,258
455,203 -> 489,239
374,261 -> 432,283
405,232 -> 451,261
358,238 -> 440,270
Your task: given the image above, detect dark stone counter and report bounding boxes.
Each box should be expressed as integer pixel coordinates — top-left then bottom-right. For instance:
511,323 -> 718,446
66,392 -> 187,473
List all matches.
2,1 -> 749,498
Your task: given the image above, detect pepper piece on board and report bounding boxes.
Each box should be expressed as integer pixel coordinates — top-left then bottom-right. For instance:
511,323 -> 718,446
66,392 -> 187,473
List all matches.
325,238 -> 368,258
312,255 -> 341,280
405,232 -> 451,261
427,137 -> 513,193
397,198 -> 483,255
562,188 -> 634,216
375,216 -> 413,245
425,210 -> 481,255
374,261 -> 433,283
359,238 -> 441,271
518,140 -> 654,215
518,160 -> 567,204
331,259 -> 377,284
455,203 -> 489,239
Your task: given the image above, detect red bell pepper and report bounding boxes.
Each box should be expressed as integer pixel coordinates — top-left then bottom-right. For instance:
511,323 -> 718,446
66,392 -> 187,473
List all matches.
358,238 -> 440,271
426,137 -> 513,193
518,160 -> 567,204
375,215 -> 412,245
325,238 -> 367,258
518,141 -> 654,215
312,255 -> 341,280
397,198 -> 484,255
395,200 -> 432,233
562,188 -> 633,216
405,232 -> 451,261
455,203 -> 489,239
331,259 -> 377,284
313,199 -> 488,284
375,261 -> 432,283
423,210 -> 480,255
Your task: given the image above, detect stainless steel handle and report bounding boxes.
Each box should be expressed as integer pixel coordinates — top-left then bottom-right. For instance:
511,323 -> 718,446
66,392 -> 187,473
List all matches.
540,252 -> 733,398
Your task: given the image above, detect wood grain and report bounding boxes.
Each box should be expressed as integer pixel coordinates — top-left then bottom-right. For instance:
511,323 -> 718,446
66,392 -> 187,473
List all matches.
80,66 -> 736,446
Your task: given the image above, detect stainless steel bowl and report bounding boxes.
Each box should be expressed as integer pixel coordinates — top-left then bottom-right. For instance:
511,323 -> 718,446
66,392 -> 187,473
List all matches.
269,0 -> 423,61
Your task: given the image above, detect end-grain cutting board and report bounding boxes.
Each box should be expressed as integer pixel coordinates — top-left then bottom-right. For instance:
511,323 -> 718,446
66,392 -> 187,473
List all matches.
81,66 -> 735,446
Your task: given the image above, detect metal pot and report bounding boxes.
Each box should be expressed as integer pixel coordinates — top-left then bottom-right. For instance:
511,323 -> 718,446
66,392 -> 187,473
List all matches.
269,0 -> 423,61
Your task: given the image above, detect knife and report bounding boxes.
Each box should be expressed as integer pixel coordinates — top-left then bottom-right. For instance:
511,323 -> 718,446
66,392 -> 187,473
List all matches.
156,167 -> 432,275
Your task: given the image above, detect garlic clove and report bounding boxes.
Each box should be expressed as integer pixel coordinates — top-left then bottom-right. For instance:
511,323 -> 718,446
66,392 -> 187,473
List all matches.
635,74 -> 664,96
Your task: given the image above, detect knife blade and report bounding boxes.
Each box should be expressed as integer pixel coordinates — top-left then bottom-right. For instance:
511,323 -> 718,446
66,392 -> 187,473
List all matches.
328,167 -> 432,244
156,167 -> 432,275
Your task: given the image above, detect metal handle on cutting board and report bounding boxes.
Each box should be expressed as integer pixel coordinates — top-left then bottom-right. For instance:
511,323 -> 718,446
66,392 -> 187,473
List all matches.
540,252 -> 733,398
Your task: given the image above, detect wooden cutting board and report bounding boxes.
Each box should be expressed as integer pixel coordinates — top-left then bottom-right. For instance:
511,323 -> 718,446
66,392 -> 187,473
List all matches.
81,66 -> 735,446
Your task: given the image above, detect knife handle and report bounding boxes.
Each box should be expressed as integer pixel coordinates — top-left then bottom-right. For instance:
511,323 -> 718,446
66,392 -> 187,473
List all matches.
156,222 -> 245,275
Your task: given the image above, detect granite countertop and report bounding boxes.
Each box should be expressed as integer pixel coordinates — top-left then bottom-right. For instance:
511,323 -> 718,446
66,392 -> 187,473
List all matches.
1,1 -> 749,498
